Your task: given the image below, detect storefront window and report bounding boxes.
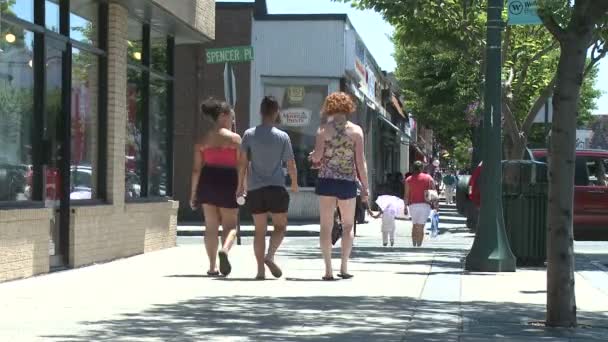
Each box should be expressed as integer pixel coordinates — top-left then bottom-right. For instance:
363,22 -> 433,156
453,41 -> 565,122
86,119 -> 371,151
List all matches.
45,0 -> 60,33
1,0 -> 34,22
127,17 -> 143,65
0,25 -> 34,201
126,18 -> 173,199
264,84 -> 328,187
70,0 -> 99,47
70,47 -> 98,200
149,77 -> 169,197
126,68 -> 143,199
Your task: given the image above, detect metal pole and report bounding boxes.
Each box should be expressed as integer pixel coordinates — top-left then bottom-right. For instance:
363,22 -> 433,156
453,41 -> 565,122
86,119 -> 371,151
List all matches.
465,0 -> 516,272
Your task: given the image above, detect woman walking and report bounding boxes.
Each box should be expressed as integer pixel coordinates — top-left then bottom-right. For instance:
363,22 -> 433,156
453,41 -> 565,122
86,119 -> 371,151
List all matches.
310,92 -> 369,281
190,99 -> 241,276
404,161 -> 435,247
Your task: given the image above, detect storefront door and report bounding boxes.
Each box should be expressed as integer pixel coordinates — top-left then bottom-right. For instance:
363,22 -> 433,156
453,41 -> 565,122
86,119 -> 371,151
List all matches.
44,36 -> 70,268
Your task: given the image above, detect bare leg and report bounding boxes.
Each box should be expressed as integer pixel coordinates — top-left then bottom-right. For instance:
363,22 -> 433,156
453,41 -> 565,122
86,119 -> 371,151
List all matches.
319,196 -> 337,278
202,205 -> 220,273
337,198 -> 356,275
253,213 -> 268,279
265,213 -> 287,278
219,208 -> 239,252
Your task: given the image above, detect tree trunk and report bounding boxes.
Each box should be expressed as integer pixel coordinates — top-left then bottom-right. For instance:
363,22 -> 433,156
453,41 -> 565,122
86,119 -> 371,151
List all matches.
546,35 -> 590,328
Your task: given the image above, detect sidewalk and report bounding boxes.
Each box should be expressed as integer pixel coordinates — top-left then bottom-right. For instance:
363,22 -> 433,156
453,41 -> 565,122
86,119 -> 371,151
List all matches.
1,206 -> 607,341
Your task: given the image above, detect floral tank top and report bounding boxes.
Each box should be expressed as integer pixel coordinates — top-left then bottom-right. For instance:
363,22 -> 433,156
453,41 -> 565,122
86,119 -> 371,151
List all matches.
318,121 -> 357,182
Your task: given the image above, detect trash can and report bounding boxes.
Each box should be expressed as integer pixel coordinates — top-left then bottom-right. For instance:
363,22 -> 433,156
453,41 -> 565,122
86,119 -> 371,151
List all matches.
456,175 -> 471,216
502,160 -> 548,266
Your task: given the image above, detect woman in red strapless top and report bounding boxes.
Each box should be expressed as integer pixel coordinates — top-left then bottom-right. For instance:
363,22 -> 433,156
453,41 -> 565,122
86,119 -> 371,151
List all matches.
191,98 -> 241,277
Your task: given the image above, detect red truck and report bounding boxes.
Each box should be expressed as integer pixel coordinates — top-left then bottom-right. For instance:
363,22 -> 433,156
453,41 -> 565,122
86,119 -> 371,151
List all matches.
468,149 -> 608,238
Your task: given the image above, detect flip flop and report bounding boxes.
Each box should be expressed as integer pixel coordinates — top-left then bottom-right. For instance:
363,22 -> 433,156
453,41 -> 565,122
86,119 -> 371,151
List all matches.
322,275 -> 336,281
218,250 -> 232,276
207,271 -> 220,276
337,273 -> 354,279
264,259 -> 283,278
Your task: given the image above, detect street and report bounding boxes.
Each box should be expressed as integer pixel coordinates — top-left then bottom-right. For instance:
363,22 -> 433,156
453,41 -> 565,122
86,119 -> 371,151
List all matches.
1,205 -> 607,341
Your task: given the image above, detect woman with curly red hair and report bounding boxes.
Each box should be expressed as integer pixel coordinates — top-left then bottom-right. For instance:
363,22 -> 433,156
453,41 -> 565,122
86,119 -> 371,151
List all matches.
310,92 -> 370,280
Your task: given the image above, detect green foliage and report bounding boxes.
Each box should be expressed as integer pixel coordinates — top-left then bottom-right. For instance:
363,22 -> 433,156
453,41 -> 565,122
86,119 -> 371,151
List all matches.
336,0 -> 603,159
452,137 -> 473,170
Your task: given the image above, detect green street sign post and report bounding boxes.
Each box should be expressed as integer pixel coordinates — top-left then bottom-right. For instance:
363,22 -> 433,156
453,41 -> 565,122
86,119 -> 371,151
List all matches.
507,0 -> 542,25
465,0 -> 517,272
206,46 -> 254,64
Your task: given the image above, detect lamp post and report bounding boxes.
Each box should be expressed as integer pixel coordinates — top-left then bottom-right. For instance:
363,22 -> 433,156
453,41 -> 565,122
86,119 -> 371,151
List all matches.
465,0 -> 516,272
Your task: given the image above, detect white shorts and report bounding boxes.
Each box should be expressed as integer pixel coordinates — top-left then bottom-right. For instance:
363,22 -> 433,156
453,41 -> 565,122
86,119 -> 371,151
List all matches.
409,203 -> 431,225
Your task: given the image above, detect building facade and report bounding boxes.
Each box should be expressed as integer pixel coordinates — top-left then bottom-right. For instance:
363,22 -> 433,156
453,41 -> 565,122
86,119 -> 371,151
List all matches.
0,0 -> 214,283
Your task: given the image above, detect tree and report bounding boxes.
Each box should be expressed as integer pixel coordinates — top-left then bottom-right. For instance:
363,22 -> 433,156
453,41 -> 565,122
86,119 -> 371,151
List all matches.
337,0 -> 601,160
537,0 -> 608,328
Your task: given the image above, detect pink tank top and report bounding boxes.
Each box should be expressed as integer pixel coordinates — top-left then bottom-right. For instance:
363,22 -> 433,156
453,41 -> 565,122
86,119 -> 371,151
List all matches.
201,147 -> 238,168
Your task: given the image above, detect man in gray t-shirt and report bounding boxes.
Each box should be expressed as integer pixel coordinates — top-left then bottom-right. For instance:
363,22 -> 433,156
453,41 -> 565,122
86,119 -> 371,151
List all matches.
237,96 -> 298,280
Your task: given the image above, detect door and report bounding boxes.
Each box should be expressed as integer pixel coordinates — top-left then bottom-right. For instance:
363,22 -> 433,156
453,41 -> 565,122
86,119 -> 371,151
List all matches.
44,37 -> 70,268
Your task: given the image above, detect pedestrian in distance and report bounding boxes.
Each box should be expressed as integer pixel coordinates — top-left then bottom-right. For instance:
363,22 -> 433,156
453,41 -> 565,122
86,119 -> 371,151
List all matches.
404,161 -> 436,247
190,99 -> 241,277
237,96 -> 298,280
443,170 -> 457,205
310,92 -> 370,281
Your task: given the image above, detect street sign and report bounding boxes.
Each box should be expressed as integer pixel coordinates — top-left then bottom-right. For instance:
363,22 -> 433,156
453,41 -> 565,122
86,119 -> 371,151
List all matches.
508,0 -> 542,25
224,63 -> 237,108
206,46 -> 254,64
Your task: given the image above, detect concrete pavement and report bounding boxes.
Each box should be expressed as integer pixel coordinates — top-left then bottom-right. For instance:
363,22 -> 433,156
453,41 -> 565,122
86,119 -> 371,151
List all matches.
1,205 -> 607,341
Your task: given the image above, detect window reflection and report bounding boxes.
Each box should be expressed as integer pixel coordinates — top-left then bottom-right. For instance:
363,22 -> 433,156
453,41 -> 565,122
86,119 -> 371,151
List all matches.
149,77 -> 169,197
70,0 -> 98,47
150,29 -> 167,73
126,68 -> 143,198
45,0 -> 60,33
0,0 -> 34,22
0,23 -> 34,201
127,18 -> 143,64
70,47 -> 98,200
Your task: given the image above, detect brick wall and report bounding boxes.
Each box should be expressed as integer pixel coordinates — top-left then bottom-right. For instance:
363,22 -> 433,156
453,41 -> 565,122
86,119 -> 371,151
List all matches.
152,0 -> 215,39
0,209 -> 52,282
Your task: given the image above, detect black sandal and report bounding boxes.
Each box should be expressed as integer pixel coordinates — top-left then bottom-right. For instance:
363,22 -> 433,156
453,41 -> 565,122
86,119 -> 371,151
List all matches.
322,275 -> 336,281
218,250 -> 232,276
207,271 -> 220,276
337,273 -> 354,279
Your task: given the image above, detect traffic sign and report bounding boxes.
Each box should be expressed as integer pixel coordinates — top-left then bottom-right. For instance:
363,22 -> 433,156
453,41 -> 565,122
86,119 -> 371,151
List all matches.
507,0 -> 542,25
206,46 -> 254,64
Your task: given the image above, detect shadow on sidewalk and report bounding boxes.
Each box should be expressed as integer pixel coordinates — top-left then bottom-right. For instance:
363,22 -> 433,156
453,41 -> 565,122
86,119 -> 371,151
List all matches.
41,296 -> 608,342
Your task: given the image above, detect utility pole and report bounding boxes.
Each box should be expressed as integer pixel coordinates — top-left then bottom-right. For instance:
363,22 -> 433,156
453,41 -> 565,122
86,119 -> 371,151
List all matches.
465,0 -> 516,272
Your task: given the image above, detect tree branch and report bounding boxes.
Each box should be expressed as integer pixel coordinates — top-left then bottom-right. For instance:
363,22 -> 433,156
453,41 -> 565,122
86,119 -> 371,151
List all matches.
517,41 -> 559,87
502,101 -> 522,146
501,26 -> 512,68
539,13 -> 566,41
521,76 -> 556,136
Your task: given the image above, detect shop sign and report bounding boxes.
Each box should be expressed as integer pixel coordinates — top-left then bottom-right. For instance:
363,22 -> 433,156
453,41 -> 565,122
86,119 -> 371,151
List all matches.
354,38 -> 367,82
366,66 -> 376,99
280,108 -> 312,127
287,87 -> 305,103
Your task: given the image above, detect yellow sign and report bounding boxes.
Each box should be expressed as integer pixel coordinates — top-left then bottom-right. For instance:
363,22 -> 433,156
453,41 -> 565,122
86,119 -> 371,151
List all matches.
287,87 -> 305,103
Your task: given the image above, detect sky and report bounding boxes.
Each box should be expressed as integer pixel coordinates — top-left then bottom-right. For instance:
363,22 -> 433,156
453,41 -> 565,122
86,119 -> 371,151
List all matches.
220,0 -> 608,114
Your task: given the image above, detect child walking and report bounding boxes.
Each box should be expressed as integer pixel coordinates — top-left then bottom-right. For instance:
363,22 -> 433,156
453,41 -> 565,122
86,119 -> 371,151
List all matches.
370,195 -> 405,247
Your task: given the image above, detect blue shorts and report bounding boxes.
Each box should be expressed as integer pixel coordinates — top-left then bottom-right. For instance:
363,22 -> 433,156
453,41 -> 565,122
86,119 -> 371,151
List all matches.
315,178 -> 357,200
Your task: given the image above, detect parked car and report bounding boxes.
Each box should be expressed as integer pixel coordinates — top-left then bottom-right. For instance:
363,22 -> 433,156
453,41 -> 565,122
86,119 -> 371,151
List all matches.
468,149 -> 608,239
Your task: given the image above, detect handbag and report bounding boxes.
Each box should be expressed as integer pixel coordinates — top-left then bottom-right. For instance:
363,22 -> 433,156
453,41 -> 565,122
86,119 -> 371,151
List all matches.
424,178 -> 439,203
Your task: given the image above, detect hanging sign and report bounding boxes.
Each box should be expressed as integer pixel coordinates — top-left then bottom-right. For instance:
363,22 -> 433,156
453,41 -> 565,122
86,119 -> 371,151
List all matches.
280,108 -> 312,127
287,87 -> 305,103
507,0 -> 542,25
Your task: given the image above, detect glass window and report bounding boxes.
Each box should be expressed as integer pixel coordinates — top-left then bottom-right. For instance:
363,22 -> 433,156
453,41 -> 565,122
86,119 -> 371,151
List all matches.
71,47 -> 98,200
70,0 -> 98,47
149,77 -> 169,197
45,0 -> 60,33
0,0 -> 34,22
150,29 -> 167,73
0,24 -> 34,201
263,84 -> 328,187
125,68 -> 143,199
127,18 -> 143,64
